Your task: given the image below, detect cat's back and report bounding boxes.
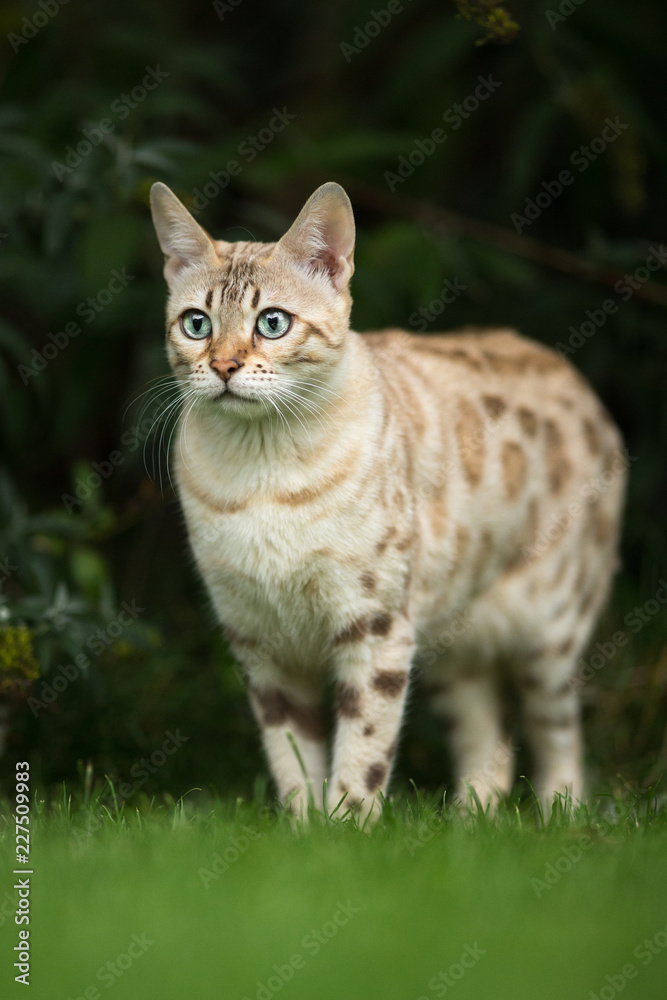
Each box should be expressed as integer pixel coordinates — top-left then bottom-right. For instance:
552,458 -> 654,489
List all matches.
361,324 -> 619,441
364,325 -> 581,391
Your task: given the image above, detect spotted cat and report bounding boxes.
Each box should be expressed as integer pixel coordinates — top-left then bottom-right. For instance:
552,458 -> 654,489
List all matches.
150,181 -> 626,822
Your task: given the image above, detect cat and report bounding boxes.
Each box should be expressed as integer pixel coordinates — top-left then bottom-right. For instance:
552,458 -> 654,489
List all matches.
149,180 -> 626,823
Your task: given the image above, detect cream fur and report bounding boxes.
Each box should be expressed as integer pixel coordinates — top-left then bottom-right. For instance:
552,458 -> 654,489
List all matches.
150,182 -> 626,822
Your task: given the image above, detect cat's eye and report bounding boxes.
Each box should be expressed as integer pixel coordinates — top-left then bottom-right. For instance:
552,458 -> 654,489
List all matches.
256,308 -> 292,340
180,309 -> 212,340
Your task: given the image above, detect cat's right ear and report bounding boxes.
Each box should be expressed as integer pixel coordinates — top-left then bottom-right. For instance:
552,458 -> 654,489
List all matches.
149,183 -> 218,283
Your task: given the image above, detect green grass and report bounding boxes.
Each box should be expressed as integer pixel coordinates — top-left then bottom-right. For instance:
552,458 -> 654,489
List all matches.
2,787 -> 667,1000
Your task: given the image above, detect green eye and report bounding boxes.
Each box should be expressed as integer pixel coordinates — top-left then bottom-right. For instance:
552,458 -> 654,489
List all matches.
181,309 -> 212,340
256,308 -> 292,339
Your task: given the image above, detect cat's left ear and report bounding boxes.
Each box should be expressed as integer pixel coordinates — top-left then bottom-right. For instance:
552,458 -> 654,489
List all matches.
150,182 -> 219,283
277,182 -> 355,293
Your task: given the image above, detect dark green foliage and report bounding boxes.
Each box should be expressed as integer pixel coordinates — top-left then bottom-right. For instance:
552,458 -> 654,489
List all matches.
0,0 -> 665,801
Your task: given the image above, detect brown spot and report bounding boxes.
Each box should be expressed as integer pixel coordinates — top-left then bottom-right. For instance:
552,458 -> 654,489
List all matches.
557,396 -> 575,410
334,618 -> 368,645
376,526 -> 397,555
449,524 -> 470,578
205,289 -> 213,309
250,687 -> 324,741
369,612 -> 393,636
365,762 -> 387,791
395,534 -> 410,551
544,419 -> 571,494
447,348 -> 483,371
363,724 -> 375,737
456,398 -> 486,490
555,637 -> 575,657
372,670 -> 409,697
483,348 -> 560,375
502,441 -> 527,500
335,683 -> 362,719
251,287 -> 260,309
583,417 -> 601,455
360,572 -> 377,594
386,739 -> 398,761
482,395 -> 507,420
412,341 -> 483,371
517,407 -> 538,437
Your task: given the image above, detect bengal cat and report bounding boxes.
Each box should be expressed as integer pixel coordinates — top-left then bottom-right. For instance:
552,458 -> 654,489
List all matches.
150,180 -> 626,822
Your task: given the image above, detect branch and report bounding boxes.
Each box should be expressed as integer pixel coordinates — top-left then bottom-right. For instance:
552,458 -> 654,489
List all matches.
345,179 -> 667,308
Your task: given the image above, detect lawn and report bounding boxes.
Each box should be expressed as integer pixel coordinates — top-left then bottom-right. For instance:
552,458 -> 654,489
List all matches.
2,788 -> 667,1000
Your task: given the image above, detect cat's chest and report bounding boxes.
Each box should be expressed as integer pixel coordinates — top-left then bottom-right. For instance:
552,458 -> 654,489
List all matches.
176,467 -> 376,649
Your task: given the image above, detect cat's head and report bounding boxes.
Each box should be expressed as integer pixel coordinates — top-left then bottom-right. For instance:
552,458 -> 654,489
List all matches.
150,181 -> 355,419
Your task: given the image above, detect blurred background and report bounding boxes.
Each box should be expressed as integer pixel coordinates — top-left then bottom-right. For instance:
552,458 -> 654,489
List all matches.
0,0 -> 665,803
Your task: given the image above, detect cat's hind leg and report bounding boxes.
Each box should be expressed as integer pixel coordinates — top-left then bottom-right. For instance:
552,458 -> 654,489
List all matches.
425,655 -> 514,809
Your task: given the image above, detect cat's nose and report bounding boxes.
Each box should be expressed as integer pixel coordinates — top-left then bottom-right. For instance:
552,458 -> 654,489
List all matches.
210,357 -> 243,382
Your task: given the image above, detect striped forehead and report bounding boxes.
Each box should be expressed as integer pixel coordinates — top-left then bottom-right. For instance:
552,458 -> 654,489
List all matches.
209,242 -> 275,308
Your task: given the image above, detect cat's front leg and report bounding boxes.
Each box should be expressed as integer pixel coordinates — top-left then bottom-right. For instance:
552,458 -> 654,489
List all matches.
329,614 -> 415,825
240,657 -> 327,819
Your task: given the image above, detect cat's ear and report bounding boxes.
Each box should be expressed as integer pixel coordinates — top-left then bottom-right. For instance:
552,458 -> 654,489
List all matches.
150,182 -> 218,283
277,182 -> 355,293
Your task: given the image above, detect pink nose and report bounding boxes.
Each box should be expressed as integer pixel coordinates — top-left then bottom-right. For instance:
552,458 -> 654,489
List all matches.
210,357 -> 243,382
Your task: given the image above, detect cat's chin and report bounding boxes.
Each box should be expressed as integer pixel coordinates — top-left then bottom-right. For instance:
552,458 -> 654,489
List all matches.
204,388 -> 265,419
